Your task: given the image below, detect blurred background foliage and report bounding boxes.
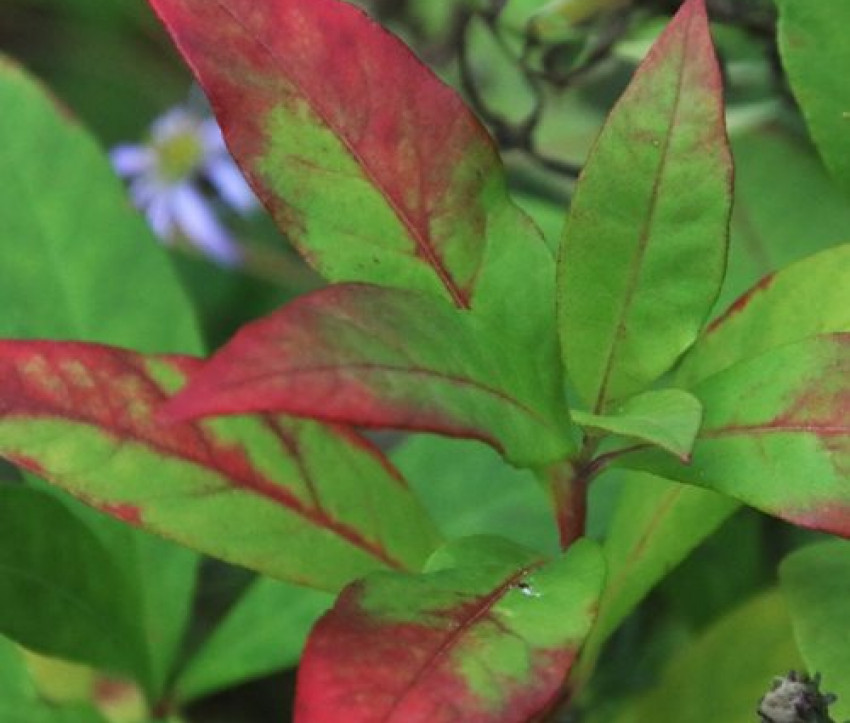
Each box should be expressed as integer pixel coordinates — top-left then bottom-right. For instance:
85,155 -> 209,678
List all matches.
1,0 -> 848,721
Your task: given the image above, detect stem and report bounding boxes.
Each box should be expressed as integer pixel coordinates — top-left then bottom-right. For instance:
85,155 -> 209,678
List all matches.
546,458 -> 589,550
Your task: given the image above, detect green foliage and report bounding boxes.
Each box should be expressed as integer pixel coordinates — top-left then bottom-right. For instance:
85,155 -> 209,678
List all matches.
1,0 -> 850,720
781,542 -> 850,722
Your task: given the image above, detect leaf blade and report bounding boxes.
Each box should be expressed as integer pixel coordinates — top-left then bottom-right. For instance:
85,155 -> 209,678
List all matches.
625,335 -> 850,537
0,57 -> 205,698
558,0 -> 732,410
174,578 -> 331,703
776,0 -> 850,198
0,488 -> 145,679
164,284 -> 575,468
148,0 -> 509,308
678,244 -> 850,387
0,341 -> 440,592
576,473 -> 736,679
295,538 -> 605,723
572,389 -> 703,461
780,541 -> 850,722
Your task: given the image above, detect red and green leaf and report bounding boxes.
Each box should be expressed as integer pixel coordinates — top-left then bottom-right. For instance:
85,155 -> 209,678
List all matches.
295,537 -> 605,723
163,284 -> 575,468
558,0 -> 732,411
146,0 -> 550,313
622,334 -> 850,536
0,341 -> 440,592
677,244 -> 850,387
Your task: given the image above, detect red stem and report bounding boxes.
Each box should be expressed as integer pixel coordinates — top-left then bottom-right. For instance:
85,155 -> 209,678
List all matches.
547,459 -> 589,550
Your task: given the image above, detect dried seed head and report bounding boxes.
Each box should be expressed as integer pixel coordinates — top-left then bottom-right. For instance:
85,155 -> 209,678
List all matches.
758,671 -> 841,723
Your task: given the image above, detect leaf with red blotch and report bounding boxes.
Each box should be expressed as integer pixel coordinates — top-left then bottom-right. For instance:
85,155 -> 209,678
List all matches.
620,334 -> 850,538
295,537 -> 605,723
558,0 -> 733,413
146,0 -> 553,317
0,341 -> 440,592
162,284 -> 576,469
677,245 -> 850,387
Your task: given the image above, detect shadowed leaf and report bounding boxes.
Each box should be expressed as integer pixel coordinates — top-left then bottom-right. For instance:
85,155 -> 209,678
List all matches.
0,341 -> 440,592
0,487 -> 144,679
174,578 -> 331,703
608,591 -> 803,723
558,0 -> 732,411
576,472 -> 736,680
163,284 -> 575,468
776,0 -> 850,198
295,537 -> 605,723
780,541 -> 850,722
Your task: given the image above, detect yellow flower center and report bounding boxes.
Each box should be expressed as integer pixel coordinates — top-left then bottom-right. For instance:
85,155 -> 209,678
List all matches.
154,128 -> 204,183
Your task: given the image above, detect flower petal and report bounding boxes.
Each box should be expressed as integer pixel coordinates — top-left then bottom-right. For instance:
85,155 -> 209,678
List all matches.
110,145 -> 154,177
205,157 -> 257,214
171,185 -> 242,266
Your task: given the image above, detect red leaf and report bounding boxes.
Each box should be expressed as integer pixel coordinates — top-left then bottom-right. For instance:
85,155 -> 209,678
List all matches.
294,539 -> 605,722
162,284 -> 574,468
0,341 -> 439,591
147,0 -> 507,308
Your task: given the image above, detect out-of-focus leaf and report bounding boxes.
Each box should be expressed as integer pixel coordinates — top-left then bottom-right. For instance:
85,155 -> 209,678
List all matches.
776,0 -> 850,197
163,284 -> 575,468
558,0 -> 732,411
572,389 -> 703,461
780,541 -> 850,722
295,537 -> 605,722
576,473 -> 736,680
174,578 -> 331,703
0,487 -> 143,679
624,335 -> 850,537
0,342 -> 440,593
610,591 -> 803,723
717,131 -> 850,313
0,56 -> 200,354
0,58 -> 204,698
392,435 -> 559,555
679,245 -> 850,387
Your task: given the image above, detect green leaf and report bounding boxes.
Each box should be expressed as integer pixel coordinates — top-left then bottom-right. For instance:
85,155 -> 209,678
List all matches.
777,0 -> 850,197
0,342 -> 440,592
558,0 -> 732,411
0,486 -> 144,679
624,335 -> 850,537
0,56 -> 201,354
0,635 -> 37,702
164,284 -> 575,469
678,245 -> 850,387
572,389 -> 703,461
0,57 -> 205,698
576,472 -> 737,680
295,537 -> 605,722
610,590 -> 804,723
780,541 -> 850,722
0,636 -> 106,723
392,435 -> 560,555
173,578 -> 331,703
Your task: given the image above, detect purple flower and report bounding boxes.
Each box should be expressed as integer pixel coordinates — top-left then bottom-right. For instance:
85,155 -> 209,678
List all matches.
111,107 -> 257,266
